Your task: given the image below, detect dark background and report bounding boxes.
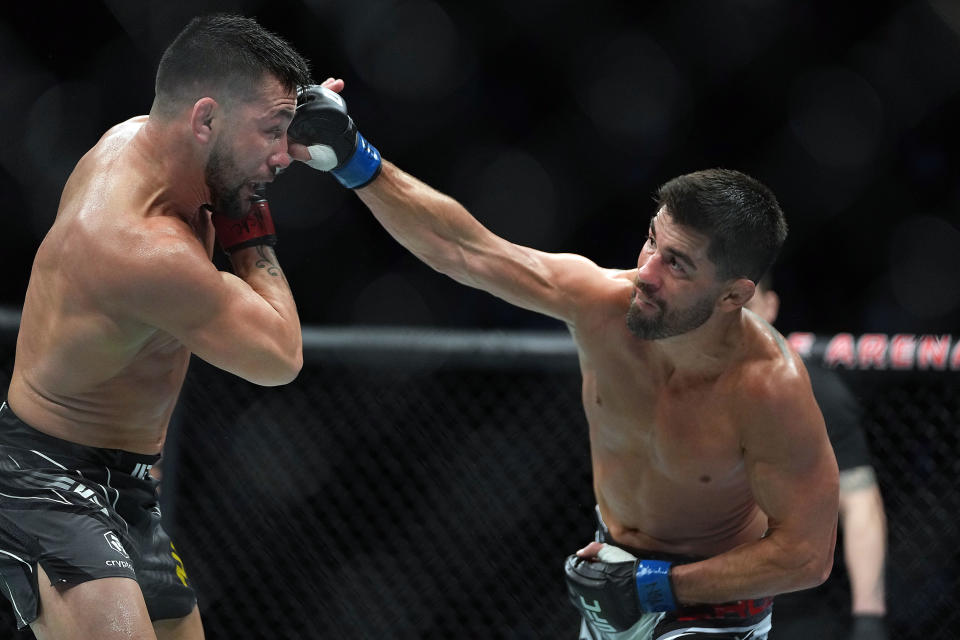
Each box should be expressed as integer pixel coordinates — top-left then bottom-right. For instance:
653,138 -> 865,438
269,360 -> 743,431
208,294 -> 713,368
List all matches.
2,0 -> 959,334
2,5 -> 960,638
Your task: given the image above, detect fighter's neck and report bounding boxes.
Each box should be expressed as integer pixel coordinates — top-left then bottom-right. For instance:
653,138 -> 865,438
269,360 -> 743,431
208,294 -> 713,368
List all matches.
133,117 -> 212,221
645,310 -> 747,381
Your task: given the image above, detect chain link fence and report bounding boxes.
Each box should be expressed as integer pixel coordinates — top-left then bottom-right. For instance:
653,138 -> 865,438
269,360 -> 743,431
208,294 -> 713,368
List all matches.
0,323 -> 958,638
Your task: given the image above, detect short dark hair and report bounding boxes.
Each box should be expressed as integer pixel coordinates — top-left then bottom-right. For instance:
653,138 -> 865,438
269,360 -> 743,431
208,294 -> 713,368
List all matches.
153,14 -> 313,116
655,168 -> 787,282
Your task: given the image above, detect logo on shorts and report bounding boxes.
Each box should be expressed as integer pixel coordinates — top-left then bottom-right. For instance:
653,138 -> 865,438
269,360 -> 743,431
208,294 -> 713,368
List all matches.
131,463 -> 153,480
104,532 -> 130,559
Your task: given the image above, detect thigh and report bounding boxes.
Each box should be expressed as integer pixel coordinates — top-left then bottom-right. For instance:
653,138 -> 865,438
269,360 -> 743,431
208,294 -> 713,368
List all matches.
153,603 -> 205,640
30,564 -> 156,640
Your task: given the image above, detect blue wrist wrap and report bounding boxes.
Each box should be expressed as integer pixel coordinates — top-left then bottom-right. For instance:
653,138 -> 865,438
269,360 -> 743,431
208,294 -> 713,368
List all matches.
332,132 -> 382,189
635,560 -> 677,612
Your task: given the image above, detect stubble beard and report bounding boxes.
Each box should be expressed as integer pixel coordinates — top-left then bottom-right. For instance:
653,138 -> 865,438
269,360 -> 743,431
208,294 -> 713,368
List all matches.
205,142 -> 247,219
625,289 -> 717,340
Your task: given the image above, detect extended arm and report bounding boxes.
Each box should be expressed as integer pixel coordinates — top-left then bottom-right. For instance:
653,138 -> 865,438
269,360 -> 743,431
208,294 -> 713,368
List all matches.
288,85 -> 605,324
356,161 -> 601,322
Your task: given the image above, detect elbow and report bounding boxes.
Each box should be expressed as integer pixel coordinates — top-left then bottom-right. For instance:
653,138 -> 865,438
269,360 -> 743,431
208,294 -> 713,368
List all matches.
797,538 -> 837,590
807,553 -> 834,588
246,348 -> 303,387
771,527 -> 837,591
422,239 -> 487,288
269,355 -> 303,386
779,551 -> 832,593
270,350 -> 304,386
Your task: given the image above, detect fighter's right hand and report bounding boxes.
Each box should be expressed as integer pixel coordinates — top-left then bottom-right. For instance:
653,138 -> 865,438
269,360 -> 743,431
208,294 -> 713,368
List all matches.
564,543 -> 678,632
287,85 -> 381,189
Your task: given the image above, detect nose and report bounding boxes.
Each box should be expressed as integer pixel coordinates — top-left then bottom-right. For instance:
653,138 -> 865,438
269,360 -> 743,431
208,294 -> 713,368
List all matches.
270,138 -> 293,172
271,150 -> 293,172
636,253 -> 663,292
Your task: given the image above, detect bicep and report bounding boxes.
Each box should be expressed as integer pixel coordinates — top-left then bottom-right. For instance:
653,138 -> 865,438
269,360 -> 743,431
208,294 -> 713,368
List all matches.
118,246 -> 300,385
744,389 -> 839,544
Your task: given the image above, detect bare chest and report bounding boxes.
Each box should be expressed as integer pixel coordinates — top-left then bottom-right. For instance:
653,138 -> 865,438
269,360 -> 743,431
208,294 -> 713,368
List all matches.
582,366 -> 745,486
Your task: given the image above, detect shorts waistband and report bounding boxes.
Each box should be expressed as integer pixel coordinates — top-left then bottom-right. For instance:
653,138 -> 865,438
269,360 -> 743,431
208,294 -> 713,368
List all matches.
0,400 -> 160,470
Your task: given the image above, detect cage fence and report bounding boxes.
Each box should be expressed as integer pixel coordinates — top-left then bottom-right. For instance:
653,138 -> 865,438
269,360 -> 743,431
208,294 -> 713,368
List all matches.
0,323 -> 957,639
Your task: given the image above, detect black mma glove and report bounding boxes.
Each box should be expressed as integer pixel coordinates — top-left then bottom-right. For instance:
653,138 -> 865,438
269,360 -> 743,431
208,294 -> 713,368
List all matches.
287,85 -> 381,189
849,614 -> 888,640
564,544 -> 678,633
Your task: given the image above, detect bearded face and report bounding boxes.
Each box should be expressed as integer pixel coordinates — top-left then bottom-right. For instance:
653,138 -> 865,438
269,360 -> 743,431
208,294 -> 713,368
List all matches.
625,282 -> 718,340
204,137 -> 252,219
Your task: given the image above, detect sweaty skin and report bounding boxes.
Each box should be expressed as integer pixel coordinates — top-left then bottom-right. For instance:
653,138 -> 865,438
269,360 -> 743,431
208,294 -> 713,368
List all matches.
8,75 -> 303,455
345,160 -> 839,606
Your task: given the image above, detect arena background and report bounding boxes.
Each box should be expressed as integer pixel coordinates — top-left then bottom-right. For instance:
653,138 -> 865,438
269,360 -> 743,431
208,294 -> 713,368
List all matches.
1,0 -> 959,638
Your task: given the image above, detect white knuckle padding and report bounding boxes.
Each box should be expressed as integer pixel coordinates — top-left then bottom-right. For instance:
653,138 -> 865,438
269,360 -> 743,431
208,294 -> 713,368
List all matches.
305,144 -> 339,171
596,543 -> 638,564
318,86 -> 345,108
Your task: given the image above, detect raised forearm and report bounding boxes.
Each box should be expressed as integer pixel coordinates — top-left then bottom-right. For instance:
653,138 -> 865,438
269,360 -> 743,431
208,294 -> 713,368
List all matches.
207,196 -> 302,383
229,245 -> 299,327
222,244 -> 302,385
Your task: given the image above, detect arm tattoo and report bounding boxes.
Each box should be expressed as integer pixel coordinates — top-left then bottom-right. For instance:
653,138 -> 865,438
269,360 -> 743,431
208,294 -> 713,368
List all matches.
254,245 -> 282,277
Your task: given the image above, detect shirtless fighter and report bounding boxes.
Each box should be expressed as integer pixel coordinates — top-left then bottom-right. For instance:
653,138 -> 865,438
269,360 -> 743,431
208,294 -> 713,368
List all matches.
285,86 -> 840,639
0,15 -> 315,640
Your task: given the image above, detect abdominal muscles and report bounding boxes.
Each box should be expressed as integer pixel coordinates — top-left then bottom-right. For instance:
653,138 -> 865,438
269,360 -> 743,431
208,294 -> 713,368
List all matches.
593,448 -> 767,557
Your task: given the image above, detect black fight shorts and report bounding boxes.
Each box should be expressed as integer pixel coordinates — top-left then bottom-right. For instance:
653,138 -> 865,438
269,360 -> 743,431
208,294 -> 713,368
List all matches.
578,507 -> 773,640
0,401 -> 197,628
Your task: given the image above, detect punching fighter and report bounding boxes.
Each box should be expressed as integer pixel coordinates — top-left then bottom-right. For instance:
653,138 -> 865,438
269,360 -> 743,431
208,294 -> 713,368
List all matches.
285,85 -> 840,639
0,15 -> 316,640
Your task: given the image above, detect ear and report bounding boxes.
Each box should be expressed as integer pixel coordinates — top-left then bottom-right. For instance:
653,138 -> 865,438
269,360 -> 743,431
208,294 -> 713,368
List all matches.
190,97 -> 219,144
718,278 -> 756,312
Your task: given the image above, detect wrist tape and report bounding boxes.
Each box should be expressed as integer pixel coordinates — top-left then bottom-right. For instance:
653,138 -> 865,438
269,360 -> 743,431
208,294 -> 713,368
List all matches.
635,560 -> 677,612
331,132 -> 381,189
211,198 -> 277,254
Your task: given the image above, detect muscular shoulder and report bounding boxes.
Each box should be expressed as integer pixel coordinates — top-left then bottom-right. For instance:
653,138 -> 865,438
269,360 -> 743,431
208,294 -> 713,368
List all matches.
563,266 -> 634,325
729,314 -> 820,439
108,214 -> 217,301
55,208 -> 217,326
